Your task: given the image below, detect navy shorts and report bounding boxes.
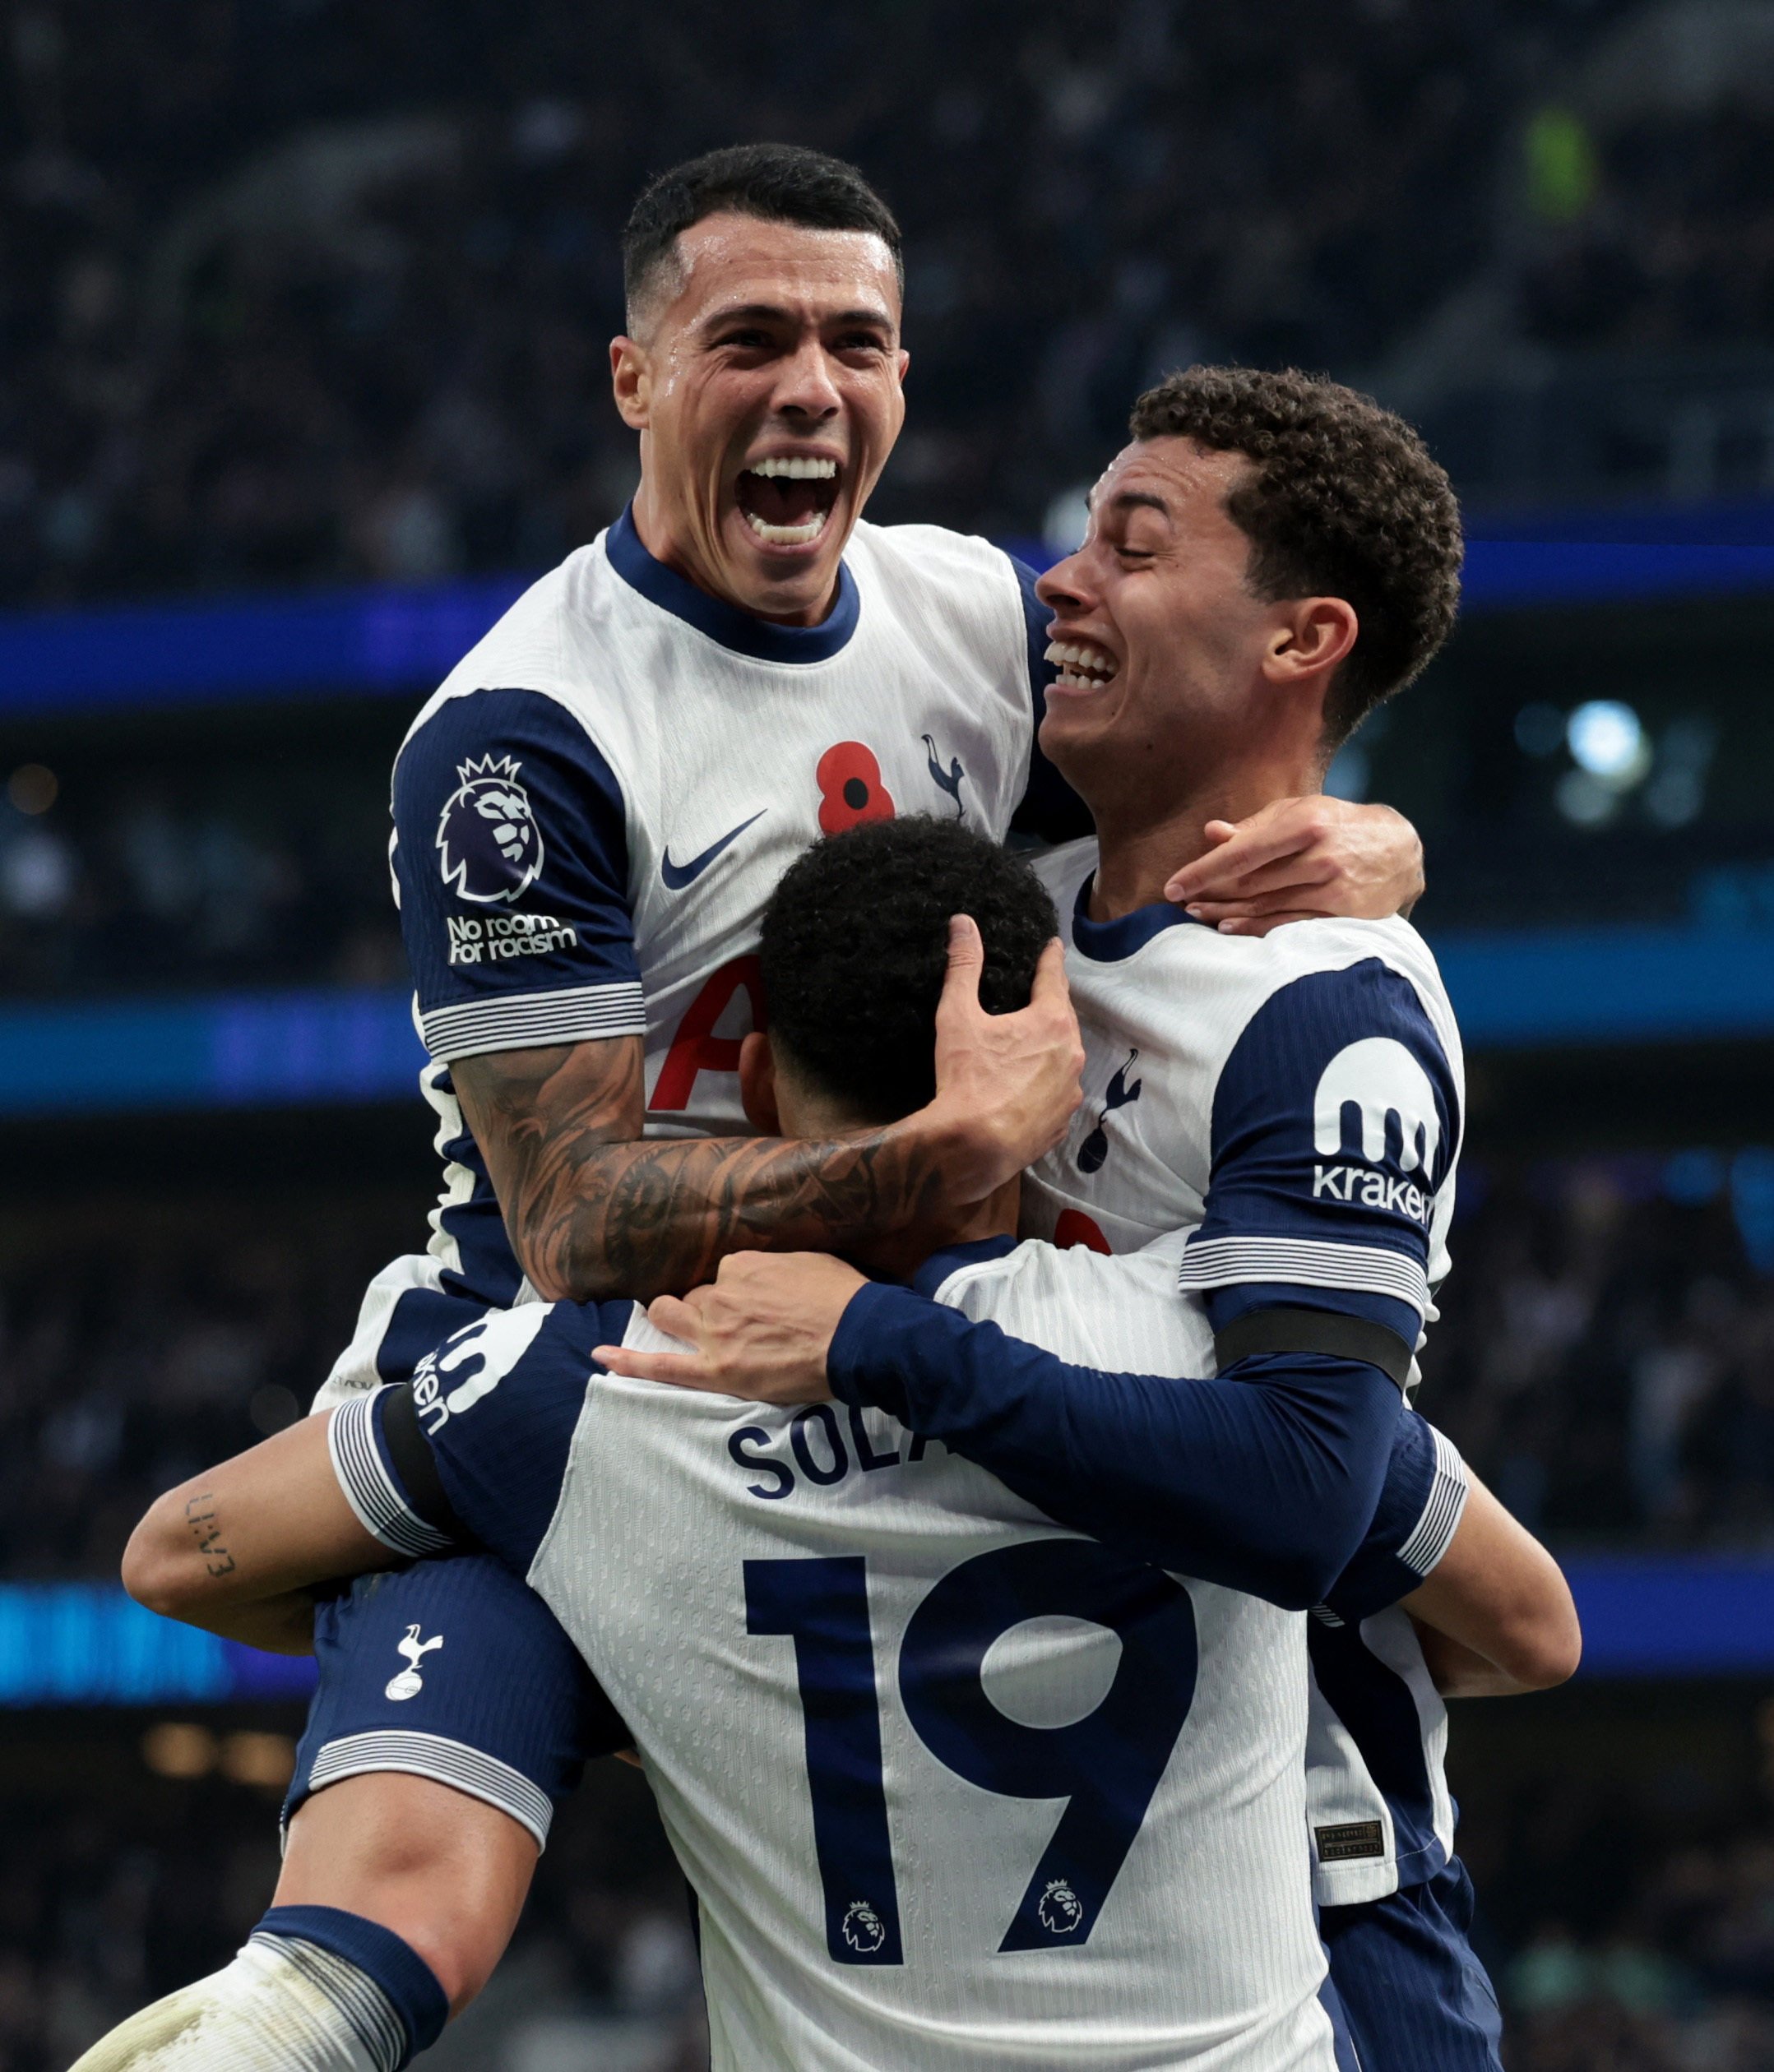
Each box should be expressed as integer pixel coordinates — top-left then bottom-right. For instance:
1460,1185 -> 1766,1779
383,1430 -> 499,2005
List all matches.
285,1550 -> 630,1852
1319,1859 -> 1504,2072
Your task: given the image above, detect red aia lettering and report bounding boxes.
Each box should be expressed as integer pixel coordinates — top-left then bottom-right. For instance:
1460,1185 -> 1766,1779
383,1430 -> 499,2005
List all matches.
649,955 -> 767,1112
1053,1209 -> 1112,1255
816,742 -> 896,835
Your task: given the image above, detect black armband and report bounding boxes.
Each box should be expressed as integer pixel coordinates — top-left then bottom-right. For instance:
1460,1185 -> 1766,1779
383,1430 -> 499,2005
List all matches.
1213,1307 -> 1414,1391
382,1384 -> 463,1538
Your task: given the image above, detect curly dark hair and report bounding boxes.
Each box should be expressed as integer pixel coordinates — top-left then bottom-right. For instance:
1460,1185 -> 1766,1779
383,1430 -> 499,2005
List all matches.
623,144 -> 902,328
1128,366 -> 1462,745
758,818 -> 1057,1125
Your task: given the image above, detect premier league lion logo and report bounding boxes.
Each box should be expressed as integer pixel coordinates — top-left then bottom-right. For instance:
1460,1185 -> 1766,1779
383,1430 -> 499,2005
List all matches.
841,1901 -> 887,1954
1037,1880 -> 1085,1936
436,754 -> 544,904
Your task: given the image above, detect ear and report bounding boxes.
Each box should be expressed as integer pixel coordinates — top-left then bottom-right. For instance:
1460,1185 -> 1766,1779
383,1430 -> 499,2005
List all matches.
738,1030 -> 782,1135
610,335 -> 651,432
1264,597 -> 1359,689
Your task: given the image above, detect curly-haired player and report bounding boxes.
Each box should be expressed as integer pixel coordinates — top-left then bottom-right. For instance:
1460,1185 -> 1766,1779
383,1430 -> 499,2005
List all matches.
758,816 -> 1061,1122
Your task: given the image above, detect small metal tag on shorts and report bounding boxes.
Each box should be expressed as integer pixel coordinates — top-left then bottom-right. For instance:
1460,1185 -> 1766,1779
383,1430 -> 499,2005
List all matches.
1315,1820 -> 1386,1862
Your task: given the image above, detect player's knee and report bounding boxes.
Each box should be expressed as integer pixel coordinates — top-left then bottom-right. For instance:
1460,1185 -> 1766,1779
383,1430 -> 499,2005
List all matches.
277,1774 -> 540,2014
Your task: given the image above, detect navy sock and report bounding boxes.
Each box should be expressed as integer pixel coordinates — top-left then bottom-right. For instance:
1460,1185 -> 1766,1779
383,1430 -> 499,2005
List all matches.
254,1905 -> 449,2068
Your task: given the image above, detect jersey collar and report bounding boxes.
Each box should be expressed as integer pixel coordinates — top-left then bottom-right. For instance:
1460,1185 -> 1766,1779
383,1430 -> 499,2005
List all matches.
606,504 -> 862,664
1068,871 -> 1210,964
907,1233 -> 1021,1298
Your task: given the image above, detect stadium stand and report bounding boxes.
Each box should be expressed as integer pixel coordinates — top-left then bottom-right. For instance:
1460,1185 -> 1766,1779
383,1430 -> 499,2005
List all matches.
7,0 -> 1774,2065
12,0 -> 1767,608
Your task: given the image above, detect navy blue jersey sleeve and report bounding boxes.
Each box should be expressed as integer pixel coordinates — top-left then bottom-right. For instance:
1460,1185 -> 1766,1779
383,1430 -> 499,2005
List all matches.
1179,959 -> 1460,1366
1322,1414 -> 1470,1623
392,687 -> 644,1062
827,1280 -> 1399,1610
1006,556 -> 1093,845
330,1300 -> 634,1578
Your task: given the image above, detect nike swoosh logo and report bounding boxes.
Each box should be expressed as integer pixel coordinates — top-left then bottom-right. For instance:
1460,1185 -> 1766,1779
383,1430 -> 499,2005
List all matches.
660,809 -> 767,890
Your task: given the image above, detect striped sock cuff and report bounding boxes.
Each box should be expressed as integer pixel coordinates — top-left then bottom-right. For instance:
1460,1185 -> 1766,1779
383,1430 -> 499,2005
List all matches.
253,1906 -> 448,2070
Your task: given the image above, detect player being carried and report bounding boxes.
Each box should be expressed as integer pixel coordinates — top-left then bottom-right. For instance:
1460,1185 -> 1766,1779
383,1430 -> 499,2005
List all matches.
109,816 -> 1568,2072
70,140 -> 1429,2059
601,366 -> 1585,2072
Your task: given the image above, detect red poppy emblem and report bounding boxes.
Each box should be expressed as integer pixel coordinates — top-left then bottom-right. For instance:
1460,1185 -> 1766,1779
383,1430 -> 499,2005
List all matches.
817,742 -> 896,835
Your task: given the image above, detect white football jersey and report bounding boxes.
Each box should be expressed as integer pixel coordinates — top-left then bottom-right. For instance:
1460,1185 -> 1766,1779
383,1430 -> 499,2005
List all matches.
1022,839 -> 1467,1907
349,1240 -> 1345,2072
319,511 -> 1039,1404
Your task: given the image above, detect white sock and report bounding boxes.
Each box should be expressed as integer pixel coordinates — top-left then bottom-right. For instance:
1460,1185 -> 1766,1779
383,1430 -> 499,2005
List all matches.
67,1935 -> 403,2072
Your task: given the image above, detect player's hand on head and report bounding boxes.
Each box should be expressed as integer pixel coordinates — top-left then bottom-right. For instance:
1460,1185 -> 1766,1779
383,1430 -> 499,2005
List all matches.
1162,797 -> 1424,935
922,918 -> 1084,1198
592,1251 -> 866,1404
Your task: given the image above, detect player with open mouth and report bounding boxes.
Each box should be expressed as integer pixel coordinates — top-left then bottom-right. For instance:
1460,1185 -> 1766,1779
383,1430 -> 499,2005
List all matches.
734,451 -> 844,547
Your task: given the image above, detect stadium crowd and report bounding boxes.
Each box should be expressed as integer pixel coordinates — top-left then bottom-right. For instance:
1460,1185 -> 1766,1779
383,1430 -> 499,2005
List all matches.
0,1760 -> 705,2072
7,1732 -> 1774,2070
7,0 -> 1767,612
1498,1823 -> 1774,2070
1424,1154 -> 1774,1548
0,751 -> 402,1001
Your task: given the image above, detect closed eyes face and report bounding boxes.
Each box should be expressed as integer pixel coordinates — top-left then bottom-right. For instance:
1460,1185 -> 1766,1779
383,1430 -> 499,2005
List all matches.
614,213 -> 910,627
1032,439 -> 1272,800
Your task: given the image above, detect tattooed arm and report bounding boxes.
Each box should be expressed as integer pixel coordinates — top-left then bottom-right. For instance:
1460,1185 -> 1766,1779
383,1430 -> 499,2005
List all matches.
123,1416 -> 396,1654
454,919 -> 1084,1303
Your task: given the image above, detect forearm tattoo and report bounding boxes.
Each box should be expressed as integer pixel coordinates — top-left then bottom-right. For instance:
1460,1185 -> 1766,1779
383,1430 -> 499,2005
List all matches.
454,1040 -> 947,1302
183,1492 -> 236,1579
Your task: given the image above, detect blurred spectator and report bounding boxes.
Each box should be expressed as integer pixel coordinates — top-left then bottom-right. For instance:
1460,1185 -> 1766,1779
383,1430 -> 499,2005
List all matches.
1497,1815 -> 1774,2070
0,0 -> 1652,608
0,754 -> 401,1000
0,1202 -> 413,1583
1424,1153 -> 1774,1547
0,1754 -> 697,2070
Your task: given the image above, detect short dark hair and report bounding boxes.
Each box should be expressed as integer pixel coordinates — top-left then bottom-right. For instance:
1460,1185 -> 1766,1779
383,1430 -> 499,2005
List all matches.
1128,366 -> 1463,745
622,144 -> 903,326
758,819 -> 1056,1126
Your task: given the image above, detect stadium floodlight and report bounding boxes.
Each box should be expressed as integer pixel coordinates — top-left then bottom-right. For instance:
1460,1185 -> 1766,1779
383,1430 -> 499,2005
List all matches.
1566,700 -> 1650,788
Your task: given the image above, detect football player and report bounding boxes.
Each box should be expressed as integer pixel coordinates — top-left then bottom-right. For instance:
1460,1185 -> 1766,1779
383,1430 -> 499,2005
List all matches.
601,368 -> 1582,2071
240,141 -> 1424,2033
109,819 -> 1471,2072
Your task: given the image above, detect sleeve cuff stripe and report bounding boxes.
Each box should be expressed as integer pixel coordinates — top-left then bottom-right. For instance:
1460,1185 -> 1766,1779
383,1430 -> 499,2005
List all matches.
1397,1431 -> 1470,1575
419,982 -> 646,1057
327,1393 -> 454,1558
252,1938 -> 405,2072
305,1732 -> 554,1850
1176,1235 -> 1429,1314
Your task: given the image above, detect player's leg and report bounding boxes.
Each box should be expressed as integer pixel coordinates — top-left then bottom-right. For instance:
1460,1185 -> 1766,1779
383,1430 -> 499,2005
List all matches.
274,1770 -> 537,2014
70,1554 -> 625,2070
1318,1859 -> 1504,2071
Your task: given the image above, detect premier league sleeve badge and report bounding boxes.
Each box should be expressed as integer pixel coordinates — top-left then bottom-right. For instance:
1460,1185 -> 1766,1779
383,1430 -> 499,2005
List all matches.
436,754 -> 545,904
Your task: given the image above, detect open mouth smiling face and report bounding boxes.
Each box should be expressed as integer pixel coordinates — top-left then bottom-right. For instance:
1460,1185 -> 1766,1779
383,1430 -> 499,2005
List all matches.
1044,636 -> 1121,696
734,452 -> 845,549
1044,630 -> 1119,696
